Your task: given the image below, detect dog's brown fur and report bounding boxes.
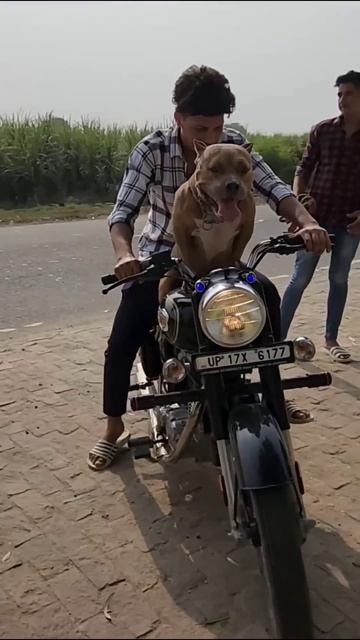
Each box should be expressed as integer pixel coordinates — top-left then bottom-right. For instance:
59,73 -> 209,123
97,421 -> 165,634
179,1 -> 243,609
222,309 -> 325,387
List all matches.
159,140 -> 256,301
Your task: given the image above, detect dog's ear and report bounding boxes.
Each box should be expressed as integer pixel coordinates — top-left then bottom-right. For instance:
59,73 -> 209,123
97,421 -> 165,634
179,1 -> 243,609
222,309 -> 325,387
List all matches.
193,139 -> 207,158
242,142 -> 253,154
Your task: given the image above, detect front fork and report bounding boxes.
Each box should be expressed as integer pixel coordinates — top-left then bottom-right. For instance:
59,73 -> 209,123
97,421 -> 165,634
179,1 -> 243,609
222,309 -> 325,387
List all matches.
259,364 -> 309,520
202,374 -> 246,540
204,367 -> 309,540
216,439 -> 246,540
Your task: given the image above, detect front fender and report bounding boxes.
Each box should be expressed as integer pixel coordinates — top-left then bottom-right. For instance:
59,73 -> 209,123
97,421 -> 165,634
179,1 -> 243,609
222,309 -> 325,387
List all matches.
228,403 -> 291,490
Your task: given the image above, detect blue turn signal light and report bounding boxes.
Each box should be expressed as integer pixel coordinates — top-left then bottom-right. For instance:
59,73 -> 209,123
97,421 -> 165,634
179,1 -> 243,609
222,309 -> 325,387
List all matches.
195,280 -> 206,293
245,272 -> 256,284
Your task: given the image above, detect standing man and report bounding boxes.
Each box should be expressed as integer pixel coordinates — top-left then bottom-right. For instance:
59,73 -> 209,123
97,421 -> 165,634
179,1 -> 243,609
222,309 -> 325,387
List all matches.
281,70 -> 360,362
88,65 -> 330,470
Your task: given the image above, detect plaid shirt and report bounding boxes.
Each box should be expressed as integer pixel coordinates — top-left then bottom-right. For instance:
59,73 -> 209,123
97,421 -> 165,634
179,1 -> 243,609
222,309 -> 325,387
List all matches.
108,126 -> 292,258
295,116 -> 360,228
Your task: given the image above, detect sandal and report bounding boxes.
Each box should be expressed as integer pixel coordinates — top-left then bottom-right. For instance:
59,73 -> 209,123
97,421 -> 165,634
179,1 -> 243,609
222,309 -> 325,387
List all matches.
324,345 -> 352,363
87,430 -> 130,471
285,400 -> 314,425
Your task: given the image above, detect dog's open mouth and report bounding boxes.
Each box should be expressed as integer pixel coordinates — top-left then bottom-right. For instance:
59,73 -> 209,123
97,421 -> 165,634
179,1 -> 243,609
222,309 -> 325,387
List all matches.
216,198 -> 242,223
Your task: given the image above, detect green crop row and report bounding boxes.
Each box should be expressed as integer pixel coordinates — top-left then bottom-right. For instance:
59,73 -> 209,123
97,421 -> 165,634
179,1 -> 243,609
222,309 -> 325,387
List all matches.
0,115 -> 308,207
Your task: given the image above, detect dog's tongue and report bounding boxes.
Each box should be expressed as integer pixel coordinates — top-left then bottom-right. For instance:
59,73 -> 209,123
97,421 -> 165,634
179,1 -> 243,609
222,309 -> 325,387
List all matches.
217,199 -> 242,222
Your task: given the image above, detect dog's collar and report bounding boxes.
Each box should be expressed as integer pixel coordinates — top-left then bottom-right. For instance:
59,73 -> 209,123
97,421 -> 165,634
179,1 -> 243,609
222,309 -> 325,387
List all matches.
190,183 -> 222,227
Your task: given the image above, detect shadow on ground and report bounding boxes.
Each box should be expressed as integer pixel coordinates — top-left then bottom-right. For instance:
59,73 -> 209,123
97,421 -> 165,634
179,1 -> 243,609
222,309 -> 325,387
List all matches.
110,452 -> 360,639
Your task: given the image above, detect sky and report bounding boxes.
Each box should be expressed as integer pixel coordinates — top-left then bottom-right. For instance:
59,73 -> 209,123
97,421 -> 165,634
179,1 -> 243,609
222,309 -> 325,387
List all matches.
1,0 -> 359,134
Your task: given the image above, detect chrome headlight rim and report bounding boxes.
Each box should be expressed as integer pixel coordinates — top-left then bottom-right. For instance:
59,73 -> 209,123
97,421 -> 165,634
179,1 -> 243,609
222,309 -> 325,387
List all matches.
198,281 -> 267,348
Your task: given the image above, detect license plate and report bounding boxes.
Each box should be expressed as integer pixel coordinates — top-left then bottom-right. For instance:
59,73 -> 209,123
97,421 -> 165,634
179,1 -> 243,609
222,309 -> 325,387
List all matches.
194,342 -> 293,372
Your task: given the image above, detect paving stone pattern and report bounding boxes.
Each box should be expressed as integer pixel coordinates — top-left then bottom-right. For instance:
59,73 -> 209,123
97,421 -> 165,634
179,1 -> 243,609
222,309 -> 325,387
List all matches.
0,268 -> 360,638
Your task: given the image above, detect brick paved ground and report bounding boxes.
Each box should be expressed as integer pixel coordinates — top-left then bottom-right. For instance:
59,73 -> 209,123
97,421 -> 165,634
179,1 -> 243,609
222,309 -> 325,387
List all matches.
0,266 -> 360,639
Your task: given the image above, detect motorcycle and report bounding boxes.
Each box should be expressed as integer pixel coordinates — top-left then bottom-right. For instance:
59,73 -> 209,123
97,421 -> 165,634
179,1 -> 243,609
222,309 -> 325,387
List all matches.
101,232 -> 334,639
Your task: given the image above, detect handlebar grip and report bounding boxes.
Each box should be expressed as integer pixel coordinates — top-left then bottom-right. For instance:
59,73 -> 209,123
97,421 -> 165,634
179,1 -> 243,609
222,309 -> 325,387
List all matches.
101,274 -> 118,286
280,232 -> 335,246
281,234 -> 305,247
101,256 -> 151,287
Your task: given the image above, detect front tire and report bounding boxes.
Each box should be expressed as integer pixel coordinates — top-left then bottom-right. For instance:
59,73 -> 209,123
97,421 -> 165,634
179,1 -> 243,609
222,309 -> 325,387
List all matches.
250,485 -> 313,639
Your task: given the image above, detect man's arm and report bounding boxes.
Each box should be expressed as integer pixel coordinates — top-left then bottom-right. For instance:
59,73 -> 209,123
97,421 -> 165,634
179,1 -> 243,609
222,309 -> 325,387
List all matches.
107,141 -> 155,277
227,130 -> 330,253
293,174 -> 309,199
293,125 -> 321,196
250,149 -> 323,235
251,152 -> 330,253
110,222 -> 134,261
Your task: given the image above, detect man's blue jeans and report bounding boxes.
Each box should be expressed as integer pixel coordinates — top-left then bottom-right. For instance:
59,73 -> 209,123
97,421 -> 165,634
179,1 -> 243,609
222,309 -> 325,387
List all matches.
280,228 -> 359,342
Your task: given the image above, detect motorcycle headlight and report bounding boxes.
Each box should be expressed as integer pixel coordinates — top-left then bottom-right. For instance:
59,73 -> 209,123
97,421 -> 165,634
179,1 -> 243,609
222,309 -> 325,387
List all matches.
198,282 -> 266,348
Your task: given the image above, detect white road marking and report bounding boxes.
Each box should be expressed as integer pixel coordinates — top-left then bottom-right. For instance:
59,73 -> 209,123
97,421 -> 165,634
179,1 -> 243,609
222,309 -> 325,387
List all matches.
271,274 -> 290,280
0,328 -> 16,333
24,322 -> 43,328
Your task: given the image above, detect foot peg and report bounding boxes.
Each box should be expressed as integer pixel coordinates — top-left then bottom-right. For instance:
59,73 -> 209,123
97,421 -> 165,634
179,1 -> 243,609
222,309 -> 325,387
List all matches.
128,435 -> 152,459
128,381 -> 154,392
128,434 -> 168,460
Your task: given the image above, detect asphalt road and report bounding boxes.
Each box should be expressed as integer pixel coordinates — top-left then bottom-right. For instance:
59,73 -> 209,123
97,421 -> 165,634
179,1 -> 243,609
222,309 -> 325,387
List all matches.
1,205 -> 358,337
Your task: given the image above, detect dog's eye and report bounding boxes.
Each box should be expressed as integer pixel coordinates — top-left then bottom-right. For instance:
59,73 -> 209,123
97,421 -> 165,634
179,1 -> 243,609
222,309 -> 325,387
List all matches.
208,164 -> 221,174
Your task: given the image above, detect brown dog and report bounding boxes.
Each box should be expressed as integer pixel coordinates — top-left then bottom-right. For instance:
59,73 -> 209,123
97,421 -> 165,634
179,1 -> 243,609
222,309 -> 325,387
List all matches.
159,140 -> 255,301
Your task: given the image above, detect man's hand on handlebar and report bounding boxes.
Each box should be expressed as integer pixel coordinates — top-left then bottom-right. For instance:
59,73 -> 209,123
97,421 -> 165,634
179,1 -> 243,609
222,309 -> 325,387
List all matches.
114,254 -> 141,280
280,193 -> 330,254
295,224 -> 332,254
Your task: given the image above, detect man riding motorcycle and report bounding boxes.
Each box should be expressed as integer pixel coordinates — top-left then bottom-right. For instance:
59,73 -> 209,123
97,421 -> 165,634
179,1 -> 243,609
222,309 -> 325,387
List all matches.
87,64 -> 330,471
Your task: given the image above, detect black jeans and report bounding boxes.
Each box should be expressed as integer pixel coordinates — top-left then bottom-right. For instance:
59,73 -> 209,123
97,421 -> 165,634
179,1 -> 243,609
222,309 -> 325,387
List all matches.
103,274 -> 282,417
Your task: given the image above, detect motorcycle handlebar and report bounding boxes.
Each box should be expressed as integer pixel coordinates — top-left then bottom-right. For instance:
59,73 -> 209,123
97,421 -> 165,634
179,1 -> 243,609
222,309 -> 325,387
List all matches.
101,251 -> 177,294
100,234 -> 335,294
270,232 -> 334,248
101,253 -> 158,286
101,273 -> 118,286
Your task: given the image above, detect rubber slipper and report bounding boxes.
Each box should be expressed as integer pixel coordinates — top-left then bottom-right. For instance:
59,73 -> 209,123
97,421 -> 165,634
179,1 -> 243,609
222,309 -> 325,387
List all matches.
87,430 -> 130,471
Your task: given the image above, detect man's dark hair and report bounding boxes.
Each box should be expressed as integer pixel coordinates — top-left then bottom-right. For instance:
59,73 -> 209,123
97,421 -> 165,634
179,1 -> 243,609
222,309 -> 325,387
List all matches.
173,65 -> 236,116
335,70 -> 360,87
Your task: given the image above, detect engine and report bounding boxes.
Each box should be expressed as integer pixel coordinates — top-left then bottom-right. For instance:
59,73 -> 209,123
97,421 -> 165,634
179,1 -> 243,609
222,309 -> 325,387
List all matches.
158,403 -> 192,450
